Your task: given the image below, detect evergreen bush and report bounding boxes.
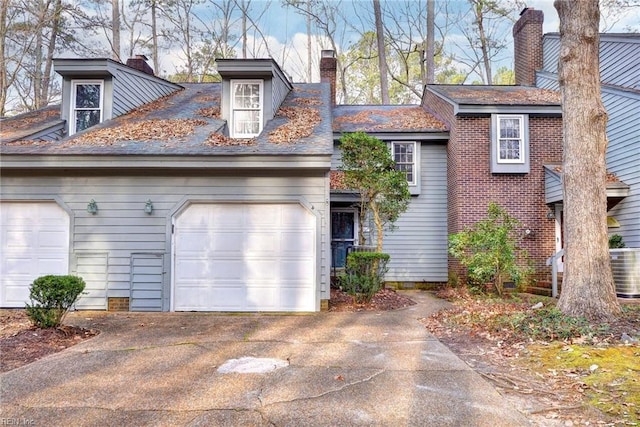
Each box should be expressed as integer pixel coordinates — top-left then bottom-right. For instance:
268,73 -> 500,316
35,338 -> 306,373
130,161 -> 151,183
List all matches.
25,275 -> 86,328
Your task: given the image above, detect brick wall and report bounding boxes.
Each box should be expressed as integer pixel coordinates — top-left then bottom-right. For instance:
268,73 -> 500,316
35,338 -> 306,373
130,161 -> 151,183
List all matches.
320,50 -> 337,106
108,297 -> 130,311
447,114 -> 562,277
513,8 -> 544,86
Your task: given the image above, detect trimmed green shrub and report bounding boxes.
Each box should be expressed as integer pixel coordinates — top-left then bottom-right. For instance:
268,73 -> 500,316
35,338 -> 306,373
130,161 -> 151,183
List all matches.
339,252 -> 390,303
609,234 -> 625,249
25,275 -> 86,328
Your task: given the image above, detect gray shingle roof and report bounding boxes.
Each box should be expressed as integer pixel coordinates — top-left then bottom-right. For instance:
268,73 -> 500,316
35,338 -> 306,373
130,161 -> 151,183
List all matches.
333,105 -> 448,133
1,83 -> 333,156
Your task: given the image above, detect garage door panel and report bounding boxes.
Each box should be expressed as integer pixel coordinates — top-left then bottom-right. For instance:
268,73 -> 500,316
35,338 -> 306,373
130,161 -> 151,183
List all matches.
244,260 -> 277,280
281,259 -> 314,280
280,287 -> 315,310
281,231 -> 315,253
174,203 -> 316,312
245,205 -> 279,226
1,203 -> 71,307
245,232 -> 278,253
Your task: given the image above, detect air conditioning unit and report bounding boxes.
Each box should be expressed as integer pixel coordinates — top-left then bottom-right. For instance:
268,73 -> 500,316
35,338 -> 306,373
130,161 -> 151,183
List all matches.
610,249 -> 640,298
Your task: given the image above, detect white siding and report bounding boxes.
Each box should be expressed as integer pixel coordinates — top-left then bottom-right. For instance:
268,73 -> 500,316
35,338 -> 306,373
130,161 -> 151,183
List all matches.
0,174 -> 329,311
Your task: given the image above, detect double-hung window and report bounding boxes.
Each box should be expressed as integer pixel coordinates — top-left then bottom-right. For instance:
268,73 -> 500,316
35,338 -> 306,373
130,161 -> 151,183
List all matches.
491,114 -> 530,173
391,141 -> 420,194
70,80 -> 103,135
497,115 -> 525,163
231,80 -> 263,138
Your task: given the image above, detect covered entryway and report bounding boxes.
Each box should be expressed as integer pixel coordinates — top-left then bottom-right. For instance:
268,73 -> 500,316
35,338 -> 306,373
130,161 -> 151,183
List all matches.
0,202 -> 70,307
173,203 -> 316,312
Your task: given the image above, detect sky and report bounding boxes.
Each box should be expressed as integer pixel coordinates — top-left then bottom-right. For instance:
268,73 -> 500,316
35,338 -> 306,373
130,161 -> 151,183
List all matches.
156,0 -> 639,83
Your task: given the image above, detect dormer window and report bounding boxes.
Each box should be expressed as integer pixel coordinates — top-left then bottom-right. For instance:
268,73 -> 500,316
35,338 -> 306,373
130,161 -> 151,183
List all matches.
70,80 -> 104,135
231,80 -> 263,138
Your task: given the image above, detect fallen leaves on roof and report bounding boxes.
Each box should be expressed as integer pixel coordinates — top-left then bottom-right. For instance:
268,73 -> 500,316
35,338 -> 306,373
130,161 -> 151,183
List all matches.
71,119 -> 207,145
553,165 -> 621,183
193,94 -> 220,103
0,108 -> 59,135
197,107 -> 220,118
334,107 -> 447,131
126,91 -> 184,119
2,139 -> 53,146
268,106 -> 321,143
205,133 -> 255,146
330,171 -> 348,190
444,87 -> 560,104
293,97 -> 322,106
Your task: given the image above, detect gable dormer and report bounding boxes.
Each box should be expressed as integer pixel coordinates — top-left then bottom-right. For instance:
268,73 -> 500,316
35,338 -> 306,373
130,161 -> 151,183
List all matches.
54,57 -> 182,136
216,58 -> 293,138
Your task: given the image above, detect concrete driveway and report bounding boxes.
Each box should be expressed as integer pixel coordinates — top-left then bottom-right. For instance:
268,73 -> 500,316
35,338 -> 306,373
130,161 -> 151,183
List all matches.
0,291 -> 529,426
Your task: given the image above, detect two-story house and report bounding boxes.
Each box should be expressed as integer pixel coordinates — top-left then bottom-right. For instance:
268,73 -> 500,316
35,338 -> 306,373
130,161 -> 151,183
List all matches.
2,9 -> 634,311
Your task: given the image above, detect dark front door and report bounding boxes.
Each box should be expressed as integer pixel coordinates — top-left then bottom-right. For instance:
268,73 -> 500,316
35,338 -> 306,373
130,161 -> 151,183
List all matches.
331,210 -> 356,268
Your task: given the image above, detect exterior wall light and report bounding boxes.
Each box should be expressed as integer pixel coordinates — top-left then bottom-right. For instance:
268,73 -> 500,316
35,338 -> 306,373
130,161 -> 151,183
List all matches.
144,199 -> 154,215
87,199 -> 98,214
546,208 -> 555,220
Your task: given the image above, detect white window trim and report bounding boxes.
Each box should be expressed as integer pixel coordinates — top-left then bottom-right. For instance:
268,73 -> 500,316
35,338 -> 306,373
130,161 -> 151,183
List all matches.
496,114 -> 525,164
69,79 -> 104,136
230,79 -> 264,138
391,141 -> 418,186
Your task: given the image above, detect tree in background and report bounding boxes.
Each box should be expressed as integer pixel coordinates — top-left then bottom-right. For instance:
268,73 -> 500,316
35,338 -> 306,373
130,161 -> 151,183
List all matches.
456,0 -> 521,84
554,0 -> 621,321
340,132 -> 411,252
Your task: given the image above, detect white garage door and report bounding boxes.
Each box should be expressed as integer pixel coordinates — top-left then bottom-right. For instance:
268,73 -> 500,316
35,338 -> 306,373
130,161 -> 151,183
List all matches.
0,202 -> 70,307
173,203 -> 316,312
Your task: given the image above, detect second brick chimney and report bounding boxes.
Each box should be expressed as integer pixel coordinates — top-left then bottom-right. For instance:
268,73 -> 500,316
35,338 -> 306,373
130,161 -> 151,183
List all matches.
126,54 -> 155,76
320,50 -> 337,106
513,7 -> 544,86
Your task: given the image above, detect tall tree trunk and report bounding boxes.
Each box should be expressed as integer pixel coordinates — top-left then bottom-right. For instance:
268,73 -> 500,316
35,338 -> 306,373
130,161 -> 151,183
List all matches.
112,0 -> 121,61
33,0 -> 44,109
306,0 -> 311,82
373,0 -> 389,103
426,0 -> 435,84
0,0 -> 9,115
473,1 -> 492,84
554,0 -> 621,321
151,0 -> 159,72
241,0 -> 247,58
41,0 -> 62,106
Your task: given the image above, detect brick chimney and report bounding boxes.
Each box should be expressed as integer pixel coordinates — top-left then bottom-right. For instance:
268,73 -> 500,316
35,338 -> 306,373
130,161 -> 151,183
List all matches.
126,54 -> 155,76
320,50 -> 337,106
513,7 -> 544,86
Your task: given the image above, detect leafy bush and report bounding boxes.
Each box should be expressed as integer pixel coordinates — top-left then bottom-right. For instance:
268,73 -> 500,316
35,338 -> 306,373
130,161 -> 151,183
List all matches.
609,234 -> 626,248
339,252 -> 390,303
498,306 -> 605,341
448,202 -> 532,296
25,275 -> 86,328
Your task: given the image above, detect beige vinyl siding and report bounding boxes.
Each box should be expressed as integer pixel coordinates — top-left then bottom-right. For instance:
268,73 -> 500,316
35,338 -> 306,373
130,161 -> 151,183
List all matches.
0,173 -> 329,311
382,143 -> 448,282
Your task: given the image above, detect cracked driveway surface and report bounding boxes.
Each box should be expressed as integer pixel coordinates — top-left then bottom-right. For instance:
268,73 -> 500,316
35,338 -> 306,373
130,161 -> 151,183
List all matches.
0,291 -> 529,426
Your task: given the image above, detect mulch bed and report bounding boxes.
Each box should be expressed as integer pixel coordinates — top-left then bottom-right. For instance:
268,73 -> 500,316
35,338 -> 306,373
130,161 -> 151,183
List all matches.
0,312 -> 99,373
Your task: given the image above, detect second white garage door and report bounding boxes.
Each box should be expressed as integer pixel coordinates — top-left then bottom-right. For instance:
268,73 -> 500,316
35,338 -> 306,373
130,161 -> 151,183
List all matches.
173,203 -> 316,312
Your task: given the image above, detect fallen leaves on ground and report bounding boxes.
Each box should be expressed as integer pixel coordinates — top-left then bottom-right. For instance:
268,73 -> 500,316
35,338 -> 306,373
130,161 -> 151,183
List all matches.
423,288 -> 640,426
328,288 -> 416,312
